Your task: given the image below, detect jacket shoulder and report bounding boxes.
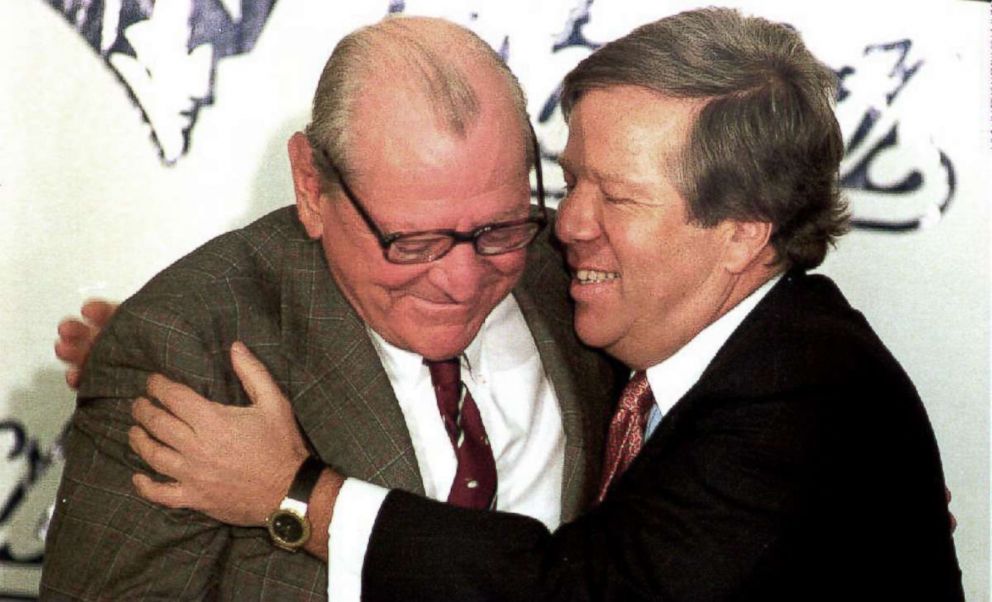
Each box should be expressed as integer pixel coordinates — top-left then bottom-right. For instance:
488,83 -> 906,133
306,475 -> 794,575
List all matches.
79,207 -> 308,401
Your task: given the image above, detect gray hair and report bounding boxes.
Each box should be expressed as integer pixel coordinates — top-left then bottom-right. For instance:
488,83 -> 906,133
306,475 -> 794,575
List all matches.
305,16 -> 532,186
562,7 -> 848,270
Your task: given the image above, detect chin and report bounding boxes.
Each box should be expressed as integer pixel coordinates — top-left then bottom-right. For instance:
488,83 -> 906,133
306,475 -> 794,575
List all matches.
409,328 -> 478,361
573,322 -> 611,351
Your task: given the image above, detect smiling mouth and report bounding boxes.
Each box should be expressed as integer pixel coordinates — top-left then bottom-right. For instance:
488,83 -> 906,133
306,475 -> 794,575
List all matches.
575,269 -> 621,284
410,296 -> 465,308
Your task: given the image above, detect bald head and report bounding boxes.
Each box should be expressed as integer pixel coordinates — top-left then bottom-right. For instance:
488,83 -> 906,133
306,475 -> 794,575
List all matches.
305,16 -> 531,185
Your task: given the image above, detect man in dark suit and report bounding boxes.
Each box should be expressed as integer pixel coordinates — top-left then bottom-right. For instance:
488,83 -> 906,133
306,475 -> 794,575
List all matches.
41,16 -> 620,601
112,7 -> 963,601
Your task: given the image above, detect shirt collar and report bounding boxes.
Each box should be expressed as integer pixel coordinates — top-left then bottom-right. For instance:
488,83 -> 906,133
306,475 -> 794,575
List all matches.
645,273 -> 782,417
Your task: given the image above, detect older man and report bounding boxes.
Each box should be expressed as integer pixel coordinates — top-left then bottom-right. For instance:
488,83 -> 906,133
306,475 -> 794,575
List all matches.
41,16 -> 621,600
109,7 -> 964,602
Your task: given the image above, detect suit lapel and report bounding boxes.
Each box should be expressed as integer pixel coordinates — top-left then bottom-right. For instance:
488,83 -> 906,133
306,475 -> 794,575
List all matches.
642,271 -> 814,452
515,237 -> 614,522
277,235 -> 424,495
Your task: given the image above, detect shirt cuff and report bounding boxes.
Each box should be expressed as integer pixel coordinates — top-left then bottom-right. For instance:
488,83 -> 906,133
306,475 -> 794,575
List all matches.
327,478 -> 390,601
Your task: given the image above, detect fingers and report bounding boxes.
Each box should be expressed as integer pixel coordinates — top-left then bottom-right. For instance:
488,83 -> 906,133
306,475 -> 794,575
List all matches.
128,425 -> 187,479
57,300 -> 117,392
231,342 -> 287,411
132,473 -> 189,509
81,299 -> 118,328
146,374 -> 212,428
55,321 -> 94,366
65,368 -> 82,390
57,318 -> 92,342
57,320 -> 96,391
133,397 -> 196,451
231,343 -> 309,462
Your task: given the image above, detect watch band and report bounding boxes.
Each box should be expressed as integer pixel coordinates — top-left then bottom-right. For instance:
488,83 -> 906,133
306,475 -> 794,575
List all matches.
286,455 -> 324,505
266,455 -> 324,552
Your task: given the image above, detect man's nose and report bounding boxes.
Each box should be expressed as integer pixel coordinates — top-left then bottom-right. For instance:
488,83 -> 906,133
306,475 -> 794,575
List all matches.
555,185 -> 602,245
428,242 -> 486,303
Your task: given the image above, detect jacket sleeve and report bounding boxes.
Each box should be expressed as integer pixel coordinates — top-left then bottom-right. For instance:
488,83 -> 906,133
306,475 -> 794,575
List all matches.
40,300 -> 236,600
361,390 -> 816,602
361,379 -> 962,602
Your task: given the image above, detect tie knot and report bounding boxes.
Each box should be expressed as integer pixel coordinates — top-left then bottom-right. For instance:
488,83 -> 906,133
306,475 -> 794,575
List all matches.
619,370 -> 654,417
426,358 -> 461,389
426,358 -> 462,421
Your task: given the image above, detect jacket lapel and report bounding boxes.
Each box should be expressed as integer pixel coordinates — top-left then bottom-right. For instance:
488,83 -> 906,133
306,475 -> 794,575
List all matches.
277,235 -> 424,495
515,237 -> 616,522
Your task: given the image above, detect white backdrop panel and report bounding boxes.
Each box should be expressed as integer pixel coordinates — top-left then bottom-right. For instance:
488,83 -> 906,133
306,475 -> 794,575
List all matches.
1,0 -> 988,598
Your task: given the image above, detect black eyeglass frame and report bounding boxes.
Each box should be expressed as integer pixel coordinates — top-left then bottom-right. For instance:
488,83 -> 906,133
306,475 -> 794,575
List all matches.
311,130 -> 548,265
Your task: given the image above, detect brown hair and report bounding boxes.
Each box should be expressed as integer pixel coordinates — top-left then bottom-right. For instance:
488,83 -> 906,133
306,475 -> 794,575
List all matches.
562,7 -> 848,269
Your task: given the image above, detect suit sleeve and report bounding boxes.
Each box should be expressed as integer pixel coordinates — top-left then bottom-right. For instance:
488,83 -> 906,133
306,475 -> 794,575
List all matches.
362,392 -> 814,602
40,300 -> 238,600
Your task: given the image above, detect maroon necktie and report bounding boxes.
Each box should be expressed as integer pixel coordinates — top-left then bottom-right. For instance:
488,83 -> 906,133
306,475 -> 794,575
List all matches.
427,358 -> 497,510
597,370 -> 655,503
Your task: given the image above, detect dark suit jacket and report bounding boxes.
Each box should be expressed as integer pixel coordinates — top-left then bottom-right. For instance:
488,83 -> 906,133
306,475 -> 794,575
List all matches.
40,207 -> 622,601
363,271 -> 965,602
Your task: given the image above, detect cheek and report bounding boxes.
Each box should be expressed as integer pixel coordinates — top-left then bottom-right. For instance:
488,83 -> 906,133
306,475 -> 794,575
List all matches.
495,250 -> 527,275
374,265 -> 431,293
629,227 -> 723,303
607,215 -> 661,272
609,217 -> 690,302
320,229 -> 424,306
483,251 -> 527,287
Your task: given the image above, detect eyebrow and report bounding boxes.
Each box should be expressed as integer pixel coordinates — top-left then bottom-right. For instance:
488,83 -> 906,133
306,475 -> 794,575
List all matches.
388,203 -> 530,233
556,156 -> 654,196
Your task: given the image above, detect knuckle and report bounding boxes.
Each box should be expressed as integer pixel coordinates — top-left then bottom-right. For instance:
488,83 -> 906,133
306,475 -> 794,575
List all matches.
146,446 -> 162,469
127,425 -> 141,447
164,488 -> 186,509
132,397 -> 149,420
146,408 -> 164,432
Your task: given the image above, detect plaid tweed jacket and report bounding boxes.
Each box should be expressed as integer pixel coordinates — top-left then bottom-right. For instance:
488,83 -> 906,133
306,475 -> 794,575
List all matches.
40,206 -> 622,601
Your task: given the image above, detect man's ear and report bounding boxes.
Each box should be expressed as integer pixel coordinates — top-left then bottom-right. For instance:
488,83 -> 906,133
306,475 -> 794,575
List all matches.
288,132 -> 325,240
723,219 -> 774,274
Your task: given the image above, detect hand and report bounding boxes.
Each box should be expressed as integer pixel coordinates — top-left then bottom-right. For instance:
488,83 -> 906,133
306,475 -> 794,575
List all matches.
129,341 -> 310,526
56,299 -> 118,389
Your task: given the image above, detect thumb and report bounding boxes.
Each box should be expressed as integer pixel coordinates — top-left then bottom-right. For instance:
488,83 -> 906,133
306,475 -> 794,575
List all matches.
231,341 -> 288,413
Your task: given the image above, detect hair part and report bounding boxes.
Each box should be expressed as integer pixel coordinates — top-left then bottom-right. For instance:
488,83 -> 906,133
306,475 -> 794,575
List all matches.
305,15 -> 532,188
562,7 -> 849,270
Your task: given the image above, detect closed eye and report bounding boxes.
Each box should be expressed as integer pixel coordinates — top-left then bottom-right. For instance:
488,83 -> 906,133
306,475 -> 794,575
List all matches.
604,195 -> 637,206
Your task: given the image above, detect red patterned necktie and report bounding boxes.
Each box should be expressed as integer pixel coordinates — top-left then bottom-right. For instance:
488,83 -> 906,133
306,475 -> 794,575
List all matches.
427,358 -> 498,510
597,370 -> 655,503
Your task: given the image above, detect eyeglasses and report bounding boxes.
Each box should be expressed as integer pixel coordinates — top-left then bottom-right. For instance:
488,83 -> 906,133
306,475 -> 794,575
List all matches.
310,134 -> 547,265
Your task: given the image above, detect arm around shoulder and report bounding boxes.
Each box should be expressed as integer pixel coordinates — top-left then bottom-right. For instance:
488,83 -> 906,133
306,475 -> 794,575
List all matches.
42,302 -> 238,600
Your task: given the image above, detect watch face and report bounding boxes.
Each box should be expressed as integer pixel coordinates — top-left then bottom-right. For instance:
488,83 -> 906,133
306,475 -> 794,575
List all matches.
268,508 -> 310,550
272,512 -> 305,543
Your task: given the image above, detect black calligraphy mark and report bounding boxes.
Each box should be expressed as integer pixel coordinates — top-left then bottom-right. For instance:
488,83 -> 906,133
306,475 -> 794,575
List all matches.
535,0 -> 600,201
0,421 -> 62,564
838,39 -> 955,232
43,0 -> 279,165
539,1 -> 599,128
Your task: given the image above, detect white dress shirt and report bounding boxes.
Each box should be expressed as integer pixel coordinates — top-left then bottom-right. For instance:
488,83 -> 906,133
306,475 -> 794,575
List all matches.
644,274 -> 782,438
326,294 -> 565,601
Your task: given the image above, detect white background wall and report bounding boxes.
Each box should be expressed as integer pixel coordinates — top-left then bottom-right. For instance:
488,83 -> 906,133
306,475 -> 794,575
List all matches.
1,0 -> 988,598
